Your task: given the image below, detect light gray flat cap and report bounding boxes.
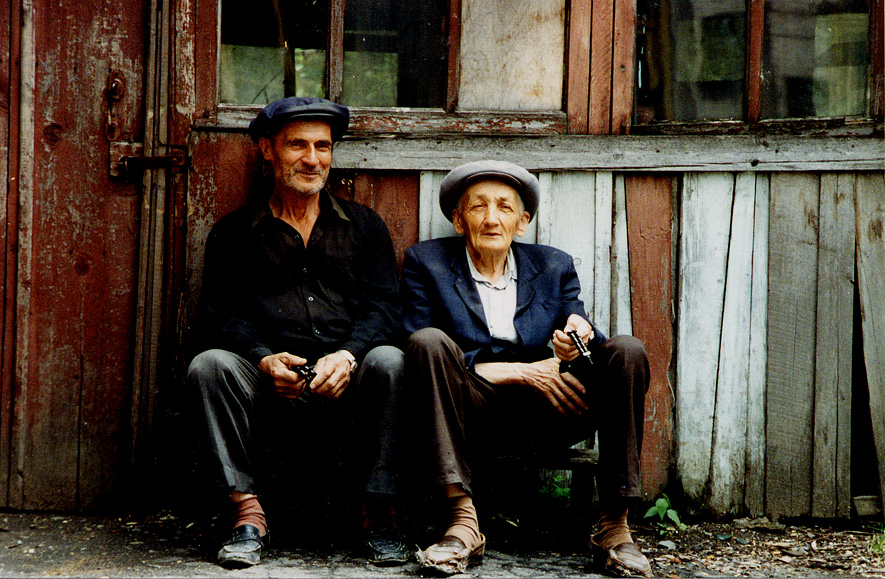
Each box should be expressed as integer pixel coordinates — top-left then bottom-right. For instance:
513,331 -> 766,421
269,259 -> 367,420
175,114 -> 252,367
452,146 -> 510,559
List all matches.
439,160 -> 540,222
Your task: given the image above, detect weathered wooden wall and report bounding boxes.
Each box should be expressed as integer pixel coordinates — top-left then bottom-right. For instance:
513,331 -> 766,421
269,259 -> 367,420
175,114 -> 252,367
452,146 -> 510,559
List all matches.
1,0 -> 146,509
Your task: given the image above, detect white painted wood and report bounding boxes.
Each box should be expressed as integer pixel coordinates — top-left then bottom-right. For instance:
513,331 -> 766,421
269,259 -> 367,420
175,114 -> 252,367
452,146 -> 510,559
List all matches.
745,173 -> 769,517
708,172 -> 756,516
458,0 -> 566,111
676,172 -> 735,502
812,173 -> 855,519
419,170 -> 455,241
594,172 -> 613,336
855,173 -> 885,521
612,174 -> 633,336
537,172 -> 596,313
328,135 -> 885,172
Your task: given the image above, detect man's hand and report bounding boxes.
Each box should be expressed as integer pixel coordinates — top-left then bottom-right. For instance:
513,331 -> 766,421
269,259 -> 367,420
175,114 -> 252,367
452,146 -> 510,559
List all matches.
308,350 -> 354,399
552,314 -> 594,362
259,352 -> 310,399
522,358 -> 589,416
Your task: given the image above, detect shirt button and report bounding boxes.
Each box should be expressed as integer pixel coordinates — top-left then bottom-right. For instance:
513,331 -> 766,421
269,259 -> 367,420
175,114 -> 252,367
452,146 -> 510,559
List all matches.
314,329 -> 321,335
307,296 -> 314,302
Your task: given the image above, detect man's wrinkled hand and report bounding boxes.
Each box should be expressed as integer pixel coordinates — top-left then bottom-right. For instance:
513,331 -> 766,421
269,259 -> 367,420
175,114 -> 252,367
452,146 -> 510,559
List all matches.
552,314 -> 594,362
259,352 -> 310,399
309,351 -> 353,399
524,358 -> 589,416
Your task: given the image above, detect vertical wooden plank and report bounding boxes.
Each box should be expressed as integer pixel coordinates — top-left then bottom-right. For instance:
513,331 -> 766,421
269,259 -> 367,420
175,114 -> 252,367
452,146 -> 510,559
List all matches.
766,173 -> 820,520
746,0 -> 764,122
610,0 -> 635,134
625,174 -> 673,500
327,0 -> 345,102
419,170 -> 454,241
812,173 -> 855,519
611,174 -> 632,336
745,173 -> 769,517
588,0 -> 613,134
1,0 -> 20,506
538,172 -> 596,311
594,172 -> 613,336
709,173 -> 756,516
856,172 -> 885,519
445,0 -> 462,112
352,172 -> 420,267
676,173 -> 733,503
870,0 -> 883,120
567,0 -> 592,134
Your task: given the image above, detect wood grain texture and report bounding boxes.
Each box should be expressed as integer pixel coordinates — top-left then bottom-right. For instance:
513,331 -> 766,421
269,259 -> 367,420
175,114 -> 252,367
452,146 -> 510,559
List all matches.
537,172 -> 596,310
612,174 -> 633,336
594,172 -> 614,335
610,0 -> 635,134
327,134 -> 885,172
709,173 -> 756,516
588,0 -> 613,134
855,172 -> 885,519
745,173 -> 769,517
566,0 -> 592,134
352,173 -> 420,268
625,174 -> 673,500
766,173 -> 820,520
676,173 -> 734,503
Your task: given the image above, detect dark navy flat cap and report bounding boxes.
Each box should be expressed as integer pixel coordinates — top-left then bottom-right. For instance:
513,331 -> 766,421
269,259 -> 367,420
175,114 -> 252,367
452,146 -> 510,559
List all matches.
439,160 -> 540,222
248,97 -> 350,142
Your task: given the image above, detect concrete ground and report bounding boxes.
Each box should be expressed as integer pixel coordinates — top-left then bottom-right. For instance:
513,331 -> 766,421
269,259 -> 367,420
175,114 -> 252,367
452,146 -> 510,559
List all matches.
0,509 -> 605,578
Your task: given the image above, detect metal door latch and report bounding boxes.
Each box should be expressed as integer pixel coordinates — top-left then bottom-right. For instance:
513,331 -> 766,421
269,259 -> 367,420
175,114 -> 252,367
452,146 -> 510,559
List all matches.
109,142 -> 186,178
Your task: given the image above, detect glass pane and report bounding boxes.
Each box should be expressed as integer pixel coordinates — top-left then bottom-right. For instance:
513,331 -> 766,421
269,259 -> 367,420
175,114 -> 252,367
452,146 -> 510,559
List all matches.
458,0 -> 565,111
343,0 -> 447,108
220,0 -> 327,105
762,0 -> 870,119
637,0 -> 746,122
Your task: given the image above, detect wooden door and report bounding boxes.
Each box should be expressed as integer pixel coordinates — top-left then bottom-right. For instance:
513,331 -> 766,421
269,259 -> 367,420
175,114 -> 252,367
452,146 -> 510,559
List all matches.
1,0 -> 154,510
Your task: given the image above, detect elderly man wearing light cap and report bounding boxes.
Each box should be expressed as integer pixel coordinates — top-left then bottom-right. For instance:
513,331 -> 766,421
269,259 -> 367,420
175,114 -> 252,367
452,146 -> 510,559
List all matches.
402,160 -> 651,577
187,97 -> 409,568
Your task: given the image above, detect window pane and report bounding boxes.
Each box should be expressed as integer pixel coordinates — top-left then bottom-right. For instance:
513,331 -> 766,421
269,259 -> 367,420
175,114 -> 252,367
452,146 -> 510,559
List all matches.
762,0 -> 870,118
343,0 -> 447,108
458,0 -> 565,111
637,0 -> 745,122
220,0 -> 327,104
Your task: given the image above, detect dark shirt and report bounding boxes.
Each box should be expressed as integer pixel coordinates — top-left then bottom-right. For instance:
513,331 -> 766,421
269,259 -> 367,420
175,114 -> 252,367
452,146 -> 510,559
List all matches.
201,190 -> 401,366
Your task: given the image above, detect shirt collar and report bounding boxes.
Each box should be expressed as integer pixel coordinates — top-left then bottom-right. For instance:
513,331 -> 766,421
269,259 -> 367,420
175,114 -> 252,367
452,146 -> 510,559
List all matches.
250,189 -> 350,228
466,247 -> 518,290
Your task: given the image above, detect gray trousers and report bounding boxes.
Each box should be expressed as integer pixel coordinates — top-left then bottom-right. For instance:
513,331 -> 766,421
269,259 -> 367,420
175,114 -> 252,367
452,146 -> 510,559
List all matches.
187,346 -> 405,498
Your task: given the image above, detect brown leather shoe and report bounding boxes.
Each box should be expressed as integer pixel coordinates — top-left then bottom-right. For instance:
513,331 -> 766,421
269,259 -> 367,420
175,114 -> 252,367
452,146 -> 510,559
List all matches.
417,534 -> 485,576
590,537 -> 652,578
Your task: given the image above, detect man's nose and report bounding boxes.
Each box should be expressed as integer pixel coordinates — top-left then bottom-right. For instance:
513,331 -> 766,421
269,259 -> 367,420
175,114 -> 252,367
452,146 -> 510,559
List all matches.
302,145 -> 319,166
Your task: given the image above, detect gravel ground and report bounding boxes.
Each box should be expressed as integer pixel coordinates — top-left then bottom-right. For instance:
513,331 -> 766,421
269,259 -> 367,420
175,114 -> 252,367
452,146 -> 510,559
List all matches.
1,509 -> 884,578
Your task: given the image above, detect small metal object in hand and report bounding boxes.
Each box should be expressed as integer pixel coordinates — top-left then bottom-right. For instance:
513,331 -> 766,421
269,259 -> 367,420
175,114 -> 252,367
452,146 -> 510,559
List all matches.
291,364 -> 317,386
566,330 -> 594,365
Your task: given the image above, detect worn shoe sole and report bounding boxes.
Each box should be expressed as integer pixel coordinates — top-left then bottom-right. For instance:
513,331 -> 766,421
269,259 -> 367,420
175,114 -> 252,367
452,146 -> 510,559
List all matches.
590,538 -> 652,578
417,535 -> 485,576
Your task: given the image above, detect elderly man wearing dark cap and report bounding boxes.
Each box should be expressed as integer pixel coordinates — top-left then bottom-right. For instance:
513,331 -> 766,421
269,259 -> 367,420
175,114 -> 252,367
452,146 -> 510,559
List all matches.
402,160 -> 651,577
187,97 -> 409,568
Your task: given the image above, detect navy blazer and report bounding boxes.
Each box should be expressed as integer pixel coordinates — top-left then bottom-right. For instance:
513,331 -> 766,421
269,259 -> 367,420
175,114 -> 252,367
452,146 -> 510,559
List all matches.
402,236 -> 605,369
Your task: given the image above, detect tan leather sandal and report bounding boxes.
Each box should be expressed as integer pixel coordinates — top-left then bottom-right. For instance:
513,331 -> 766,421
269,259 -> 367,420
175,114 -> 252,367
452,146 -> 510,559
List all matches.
590,537 -> 652,578
417,534 -> 486,576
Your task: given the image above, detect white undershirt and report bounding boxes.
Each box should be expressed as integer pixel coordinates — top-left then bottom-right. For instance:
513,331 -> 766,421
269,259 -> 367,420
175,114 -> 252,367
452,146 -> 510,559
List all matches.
466,247 -> 518,343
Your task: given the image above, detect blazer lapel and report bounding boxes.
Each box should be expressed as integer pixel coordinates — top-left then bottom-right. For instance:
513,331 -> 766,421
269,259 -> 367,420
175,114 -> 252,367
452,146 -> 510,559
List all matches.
451,250 -> 488,327
514,243 -> 539,338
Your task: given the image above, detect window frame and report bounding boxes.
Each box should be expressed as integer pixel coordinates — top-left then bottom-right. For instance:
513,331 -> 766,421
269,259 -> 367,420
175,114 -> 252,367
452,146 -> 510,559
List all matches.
632,0 -> 884,133
199,0 -> 883,137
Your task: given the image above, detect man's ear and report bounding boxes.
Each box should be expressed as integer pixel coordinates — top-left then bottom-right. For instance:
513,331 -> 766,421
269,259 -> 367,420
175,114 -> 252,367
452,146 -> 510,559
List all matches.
452,211 -> 465,235
258,136 -> 274,161
514,211 -> 531,237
